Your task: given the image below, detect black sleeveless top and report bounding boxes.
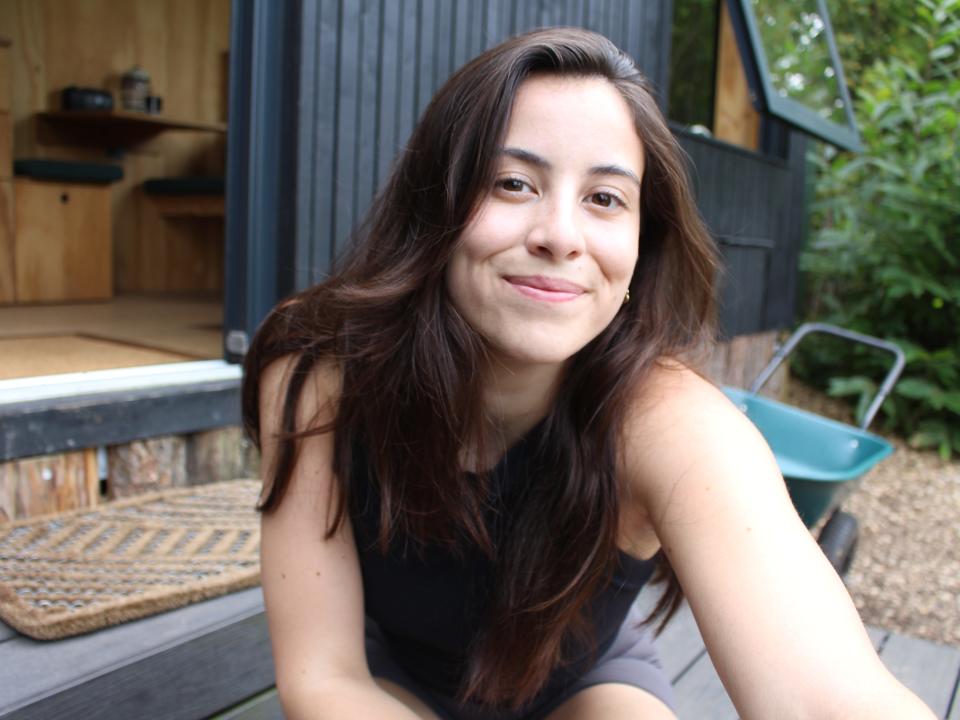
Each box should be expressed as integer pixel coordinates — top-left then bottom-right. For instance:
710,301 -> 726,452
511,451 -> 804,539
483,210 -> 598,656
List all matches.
350,422 -> 659,710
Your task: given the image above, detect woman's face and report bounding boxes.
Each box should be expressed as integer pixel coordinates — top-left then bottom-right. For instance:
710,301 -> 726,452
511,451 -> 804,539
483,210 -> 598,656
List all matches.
446,75 -> 644,369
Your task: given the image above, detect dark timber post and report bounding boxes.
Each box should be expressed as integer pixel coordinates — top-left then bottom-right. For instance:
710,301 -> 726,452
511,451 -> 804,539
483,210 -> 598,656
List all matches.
224,0 -> 302,362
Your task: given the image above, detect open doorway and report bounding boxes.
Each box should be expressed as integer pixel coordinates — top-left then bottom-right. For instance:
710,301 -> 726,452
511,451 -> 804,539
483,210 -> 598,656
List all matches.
0,0 -> 229,382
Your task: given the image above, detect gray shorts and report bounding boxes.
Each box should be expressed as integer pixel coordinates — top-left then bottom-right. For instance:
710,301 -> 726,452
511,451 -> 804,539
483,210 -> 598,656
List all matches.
366,602 -> 676,719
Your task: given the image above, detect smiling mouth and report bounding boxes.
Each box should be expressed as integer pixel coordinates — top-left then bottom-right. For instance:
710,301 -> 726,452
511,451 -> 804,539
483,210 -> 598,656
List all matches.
503,275 -> 585,302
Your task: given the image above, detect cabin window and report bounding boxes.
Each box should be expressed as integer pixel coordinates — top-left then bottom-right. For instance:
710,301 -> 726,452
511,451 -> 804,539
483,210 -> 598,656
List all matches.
729,0 -> 860,151
669,0 -> 859,153
669,0 -> 721,134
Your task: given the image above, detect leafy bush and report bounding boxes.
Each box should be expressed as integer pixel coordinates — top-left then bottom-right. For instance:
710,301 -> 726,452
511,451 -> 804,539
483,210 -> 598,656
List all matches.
798,0 -> 960,457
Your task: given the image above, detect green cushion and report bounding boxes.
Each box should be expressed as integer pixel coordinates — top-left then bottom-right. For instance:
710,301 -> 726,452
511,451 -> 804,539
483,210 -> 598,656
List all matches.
14,159 -> 123,184
143,177 -> 225,196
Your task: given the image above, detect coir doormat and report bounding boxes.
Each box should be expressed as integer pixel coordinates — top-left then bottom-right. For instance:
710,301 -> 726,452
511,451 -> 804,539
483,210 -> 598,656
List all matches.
0,480 -> 261,640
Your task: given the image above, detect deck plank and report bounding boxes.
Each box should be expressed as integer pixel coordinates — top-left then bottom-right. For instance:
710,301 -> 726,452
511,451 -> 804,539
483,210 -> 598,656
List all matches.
948,685 -> 960,720
0,623 -> 16,644
4,584 -> 958,719
658,602 -> 709,681
866,625 -> 888,651
0,588 -> 272,720
644,593 -> 736,719
672,651 -> 738,720
878,633 -> 960,718
214,688 -> 283,720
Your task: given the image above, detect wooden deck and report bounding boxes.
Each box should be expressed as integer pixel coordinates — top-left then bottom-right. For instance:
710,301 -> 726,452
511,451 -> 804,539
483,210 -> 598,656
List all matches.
639,589 -> 960,719
1,586 -> 958,719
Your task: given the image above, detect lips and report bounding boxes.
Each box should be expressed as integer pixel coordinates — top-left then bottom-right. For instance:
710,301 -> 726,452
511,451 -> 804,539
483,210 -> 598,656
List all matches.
504,275 -> 585,302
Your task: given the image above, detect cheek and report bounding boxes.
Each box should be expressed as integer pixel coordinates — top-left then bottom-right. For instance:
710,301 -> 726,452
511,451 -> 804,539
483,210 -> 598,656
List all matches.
594,228 -> 640,286
444,252 -> 470,311
458,208 -> 521,260
445,247 -> 490,324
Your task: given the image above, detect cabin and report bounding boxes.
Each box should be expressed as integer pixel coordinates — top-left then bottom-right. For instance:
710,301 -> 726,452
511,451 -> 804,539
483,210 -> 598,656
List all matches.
0,1 -> 876,717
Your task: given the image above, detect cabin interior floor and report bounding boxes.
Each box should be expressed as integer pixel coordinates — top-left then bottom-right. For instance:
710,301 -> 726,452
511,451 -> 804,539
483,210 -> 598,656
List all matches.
0,295 -> 223,381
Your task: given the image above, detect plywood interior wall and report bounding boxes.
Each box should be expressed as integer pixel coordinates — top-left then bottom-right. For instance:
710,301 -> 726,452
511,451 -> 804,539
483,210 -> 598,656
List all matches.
0,0 -> 230,295
0,37 -> 14,303
713,2 -> 760,151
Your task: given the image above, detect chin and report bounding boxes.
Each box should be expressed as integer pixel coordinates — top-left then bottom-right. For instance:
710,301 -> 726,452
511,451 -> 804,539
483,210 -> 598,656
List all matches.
488,332 -> 594,368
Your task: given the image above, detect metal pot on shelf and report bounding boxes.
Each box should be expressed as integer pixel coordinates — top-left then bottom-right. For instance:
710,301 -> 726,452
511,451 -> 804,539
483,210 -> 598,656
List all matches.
120,66 -> 150,112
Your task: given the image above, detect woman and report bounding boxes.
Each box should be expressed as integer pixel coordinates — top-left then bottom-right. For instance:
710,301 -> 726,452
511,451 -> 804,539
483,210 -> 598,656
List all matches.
242,27 -> 933,720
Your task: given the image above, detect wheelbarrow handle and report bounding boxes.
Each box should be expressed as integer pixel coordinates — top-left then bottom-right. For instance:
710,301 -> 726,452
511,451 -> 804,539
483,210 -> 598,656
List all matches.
748,322 -> 905,431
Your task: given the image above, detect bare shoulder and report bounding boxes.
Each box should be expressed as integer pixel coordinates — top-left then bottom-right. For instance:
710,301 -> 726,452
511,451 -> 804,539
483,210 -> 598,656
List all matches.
258,354 -> 343,499
259,354 -> 342,431
628,359 -> 733,423
621,360 -> 777,513
619,360 -> 711,465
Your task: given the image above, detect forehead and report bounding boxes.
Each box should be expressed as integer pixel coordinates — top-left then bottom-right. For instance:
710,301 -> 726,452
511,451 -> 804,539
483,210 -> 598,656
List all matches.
503,75 -> 644,172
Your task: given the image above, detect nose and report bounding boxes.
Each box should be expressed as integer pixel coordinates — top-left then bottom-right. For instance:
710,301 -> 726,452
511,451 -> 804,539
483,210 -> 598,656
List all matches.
524,193 -> 585,261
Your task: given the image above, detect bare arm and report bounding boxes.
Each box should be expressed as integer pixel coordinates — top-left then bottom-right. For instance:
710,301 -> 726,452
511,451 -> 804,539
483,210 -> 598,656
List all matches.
624,364 -> 934,720
258,357 -> 424,719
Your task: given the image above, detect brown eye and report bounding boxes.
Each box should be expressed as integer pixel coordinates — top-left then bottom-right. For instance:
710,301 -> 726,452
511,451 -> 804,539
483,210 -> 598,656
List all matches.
499,178 -> 527,192
591,192 -> 616,208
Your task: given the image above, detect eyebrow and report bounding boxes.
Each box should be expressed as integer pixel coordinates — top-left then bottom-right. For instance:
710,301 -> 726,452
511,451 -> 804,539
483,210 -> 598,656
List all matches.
499,146 -> 642,191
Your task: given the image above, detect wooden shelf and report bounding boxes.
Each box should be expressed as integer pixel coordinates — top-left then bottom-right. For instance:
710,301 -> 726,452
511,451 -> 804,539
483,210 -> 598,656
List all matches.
39,110 -> 226,132
36,110 -> 226,149
150,193 -> 225,218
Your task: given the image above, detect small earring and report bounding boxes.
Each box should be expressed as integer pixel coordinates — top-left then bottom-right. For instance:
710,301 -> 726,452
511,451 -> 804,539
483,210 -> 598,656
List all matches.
623,289 -> 630,305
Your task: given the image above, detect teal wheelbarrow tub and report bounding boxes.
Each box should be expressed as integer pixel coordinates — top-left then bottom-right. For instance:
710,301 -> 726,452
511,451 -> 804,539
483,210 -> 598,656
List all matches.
722,323 -> 904,575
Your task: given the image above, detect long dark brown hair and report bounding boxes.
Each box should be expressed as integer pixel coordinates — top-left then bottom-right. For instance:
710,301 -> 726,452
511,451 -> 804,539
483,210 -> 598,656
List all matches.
242,27 -> 718,710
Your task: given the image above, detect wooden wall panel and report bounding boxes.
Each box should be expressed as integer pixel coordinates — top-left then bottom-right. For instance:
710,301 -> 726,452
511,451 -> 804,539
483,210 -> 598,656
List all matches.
713,2 -> 760,151
0,425 -> 258,522
0,448 -> 99,522
13,178 -> 112,301
107,435 -> 187,499
0,0 -> 229,296
0,180 -> 13,303
66,183 -> 113,298
186,427 -> 260,487
0,38 -> 11,111
0,111 -> 11,178
0,34 -> 9,302
112,152 -> 222,295
113,152 -> 164,295
167,217 -> 224,292
702,330 -> 788,398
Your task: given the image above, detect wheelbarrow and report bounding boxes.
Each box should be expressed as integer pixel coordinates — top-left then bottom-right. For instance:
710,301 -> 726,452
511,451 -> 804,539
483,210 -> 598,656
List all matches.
722,322 -> 905,576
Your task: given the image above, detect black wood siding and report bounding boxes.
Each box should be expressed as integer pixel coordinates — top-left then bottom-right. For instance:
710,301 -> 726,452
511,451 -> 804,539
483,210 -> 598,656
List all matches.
676,127 -> 808,336
292,0 -> 673,288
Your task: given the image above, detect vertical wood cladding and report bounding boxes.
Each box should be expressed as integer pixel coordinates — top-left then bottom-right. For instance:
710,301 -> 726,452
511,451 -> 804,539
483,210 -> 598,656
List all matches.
678,128 -> 807,336
289,0 -> 802,335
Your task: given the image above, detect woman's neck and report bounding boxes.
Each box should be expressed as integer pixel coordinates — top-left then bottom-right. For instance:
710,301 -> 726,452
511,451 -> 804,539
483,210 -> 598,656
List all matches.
480,355 -> 565,452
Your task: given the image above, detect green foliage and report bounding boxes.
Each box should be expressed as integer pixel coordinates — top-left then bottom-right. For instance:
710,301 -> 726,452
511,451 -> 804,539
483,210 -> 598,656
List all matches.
826,0 -> 925,87
799,0 -> 960,458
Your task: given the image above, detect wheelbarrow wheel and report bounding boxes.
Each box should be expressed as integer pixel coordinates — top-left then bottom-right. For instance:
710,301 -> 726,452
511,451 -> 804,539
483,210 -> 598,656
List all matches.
817,510 -> 859,577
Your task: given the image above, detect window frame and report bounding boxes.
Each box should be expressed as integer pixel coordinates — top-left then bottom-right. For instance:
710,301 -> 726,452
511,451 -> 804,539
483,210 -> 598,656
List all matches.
727,0 -> 862,152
